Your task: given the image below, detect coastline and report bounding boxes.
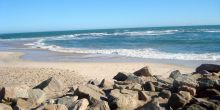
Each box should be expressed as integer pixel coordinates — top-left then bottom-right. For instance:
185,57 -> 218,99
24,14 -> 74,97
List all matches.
0,51 -> 194,87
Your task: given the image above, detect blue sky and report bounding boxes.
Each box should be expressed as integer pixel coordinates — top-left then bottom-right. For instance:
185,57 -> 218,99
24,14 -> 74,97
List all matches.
0,0 -> 220,33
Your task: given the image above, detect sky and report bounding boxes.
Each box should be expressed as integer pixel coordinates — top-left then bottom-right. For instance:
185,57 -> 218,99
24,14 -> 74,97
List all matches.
0,0 -> 220,34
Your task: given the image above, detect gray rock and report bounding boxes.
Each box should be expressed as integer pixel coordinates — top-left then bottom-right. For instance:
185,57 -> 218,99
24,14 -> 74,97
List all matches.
28,89 -> 46,107
168,93 -> 187,110
198,89 -> 220,98
89,101 -> 110,110
34,77 -> 64,98
114,82 -> 142,91
109,89 -> 142,110
57,96 -> 75,109
113,72 -> 128,81
196,64 -> 220,73
169,70 -> 181,79
198,77 -> 215,89
2,84 -> 30,101
185,104 -> 207,110
159,90 -> 171,99
75,84 -> 105,105
133,66 -> 152,77
72,98 -> 89,110
173,75 -> 198,88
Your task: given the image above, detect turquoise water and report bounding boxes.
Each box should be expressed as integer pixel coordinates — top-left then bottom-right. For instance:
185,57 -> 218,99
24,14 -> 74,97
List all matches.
1,25 -> 220,60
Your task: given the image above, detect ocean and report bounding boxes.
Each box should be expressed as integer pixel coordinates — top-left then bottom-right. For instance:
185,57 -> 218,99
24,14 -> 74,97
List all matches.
1,25 -> 220,61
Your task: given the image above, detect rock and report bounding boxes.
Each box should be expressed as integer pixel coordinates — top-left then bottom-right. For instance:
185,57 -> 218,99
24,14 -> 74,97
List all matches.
89,101 -> 110,110
139,98 -> 166,110
99,78 -> 114,89
154,75 -> 173,84
125,74 -> 157,85
44,104 -> 68,110
88,79 -> 100,86
196,64 -> 220,73
159,90 -> 171,99
28,89 -> 46,106
185,104 -> 207,110
108,89 -> 141,110
178,91 -> 192,101
173,75 -> 198,88
138,91 -> 151,102
57,96 -> 75,110
169,70 -> 181,79
34,77 -> 64,98
143,82 -> 155,92
198,77 -> 215,89
0,103 -> 12,110
198,89 -> 220,98
113,82 -> 142,91
2,84 -> 30,101
133,66 -> 152,77
113,72 -> 128,81
168,93 -> 187,110
178,85 -> 196,96
72,98 -> 89,110
141,91 -> 159,97
75,84 -> 105,105
188,98 -> 220,110
15,98 -> 33,110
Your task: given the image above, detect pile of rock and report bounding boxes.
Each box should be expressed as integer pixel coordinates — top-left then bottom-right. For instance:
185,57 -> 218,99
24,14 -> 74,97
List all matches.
0,64 -> 220,110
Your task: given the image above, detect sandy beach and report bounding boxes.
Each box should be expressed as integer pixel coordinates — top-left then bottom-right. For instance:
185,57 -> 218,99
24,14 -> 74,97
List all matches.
0,51 -> 194,88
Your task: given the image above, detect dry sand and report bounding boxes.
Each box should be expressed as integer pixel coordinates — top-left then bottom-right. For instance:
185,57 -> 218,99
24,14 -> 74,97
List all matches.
0,51 -> 194,88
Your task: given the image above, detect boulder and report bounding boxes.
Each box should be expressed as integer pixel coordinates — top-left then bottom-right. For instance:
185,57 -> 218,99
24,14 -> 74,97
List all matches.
74,84 -> 105,104
57,96 -> 75,109
72,98 -> 89,110
173,75 -> 198,88
28,89 -> 46,106
125,74 -> 157,85
198,70 -> 212,74
197,77 -> 215,89
141,91 -> 159,98
196,64 -> 220,73
99,78 -> 114,89
113,72 -> 128,81
133,66 -> 152,77
88,101 -> 110,110
2,84 -> 30,101
178,85 -> 196,96
113,82 -> 142,91
154,75 -> 173,84
0,103 -> 12,110
159,90 -> 171,99
108,89 -> 141,110
185,104 -> 207,110
34,77 -> 64,98
139,97 -> 166,110
198,89 -> 220,98
168,93 -> 187,110
169,70 -> 181,79
143,82 -> 155,92
44,104 -> 68,110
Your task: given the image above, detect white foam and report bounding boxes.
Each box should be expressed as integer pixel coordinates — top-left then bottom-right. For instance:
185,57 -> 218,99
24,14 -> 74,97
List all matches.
25,39 -> 220,61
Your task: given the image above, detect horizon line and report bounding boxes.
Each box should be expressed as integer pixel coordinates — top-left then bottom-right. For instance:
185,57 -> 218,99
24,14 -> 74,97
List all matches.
1,24 -> 220,35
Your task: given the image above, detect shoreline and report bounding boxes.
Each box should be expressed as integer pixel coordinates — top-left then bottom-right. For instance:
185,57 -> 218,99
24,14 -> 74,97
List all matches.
0,51 -> 194,87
